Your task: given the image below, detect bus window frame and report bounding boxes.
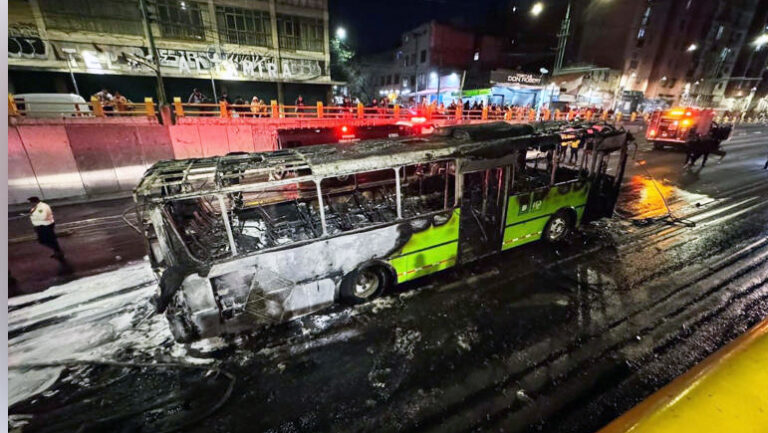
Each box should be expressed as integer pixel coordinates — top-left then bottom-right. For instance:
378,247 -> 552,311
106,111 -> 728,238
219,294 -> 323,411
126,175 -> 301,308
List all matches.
172,158 -> 460,262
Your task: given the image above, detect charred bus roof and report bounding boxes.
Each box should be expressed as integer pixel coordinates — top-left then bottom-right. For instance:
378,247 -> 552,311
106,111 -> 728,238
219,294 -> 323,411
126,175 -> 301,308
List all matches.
134,122 -> 621,203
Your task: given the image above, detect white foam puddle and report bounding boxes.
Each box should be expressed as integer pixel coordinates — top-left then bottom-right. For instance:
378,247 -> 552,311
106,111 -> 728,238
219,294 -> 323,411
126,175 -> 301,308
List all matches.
7,260 -> 205,406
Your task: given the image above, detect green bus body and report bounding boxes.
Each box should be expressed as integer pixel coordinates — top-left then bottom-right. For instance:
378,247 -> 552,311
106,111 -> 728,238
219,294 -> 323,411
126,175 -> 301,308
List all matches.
387,179 -> 590,283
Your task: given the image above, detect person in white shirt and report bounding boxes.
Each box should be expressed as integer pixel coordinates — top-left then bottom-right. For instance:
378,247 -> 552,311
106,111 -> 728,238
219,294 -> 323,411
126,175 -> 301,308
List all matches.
28,196 -> 64,260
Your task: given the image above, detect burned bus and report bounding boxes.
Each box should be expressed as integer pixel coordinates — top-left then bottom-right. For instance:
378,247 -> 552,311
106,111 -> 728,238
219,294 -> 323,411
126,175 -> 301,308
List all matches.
133,122 -> 630,342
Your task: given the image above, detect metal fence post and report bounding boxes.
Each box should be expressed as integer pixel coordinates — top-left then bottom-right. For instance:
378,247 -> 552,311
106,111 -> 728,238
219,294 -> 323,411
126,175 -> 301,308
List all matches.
357,102 -> 364,119
317,101 -> 323,118
8,94 -> 18,116
144,97 -> 156,117
271,100 -> 278,118
481,106 -> 488,120
91,97 -> 105,117
173,97 -> 184,117
219,100 -> 229,118
394,104 -> 400,119
455,105 -> 462,121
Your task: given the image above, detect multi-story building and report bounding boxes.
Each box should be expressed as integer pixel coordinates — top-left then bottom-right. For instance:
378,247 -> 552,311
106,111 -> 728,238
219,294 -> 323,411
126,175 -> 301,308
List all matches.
8,0 -> 334,104
721,0 -> 768,112
360,21 -> 518,104
576,0 -> 763,109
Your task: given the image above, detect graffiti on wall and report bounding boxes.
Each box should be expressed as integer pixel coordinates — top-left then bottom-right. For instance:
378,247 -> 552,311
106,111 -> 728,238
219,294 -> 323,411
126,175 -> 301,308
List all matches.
156,47 -> 324,80
8,24 -> 47,59
11,40 -> 326,81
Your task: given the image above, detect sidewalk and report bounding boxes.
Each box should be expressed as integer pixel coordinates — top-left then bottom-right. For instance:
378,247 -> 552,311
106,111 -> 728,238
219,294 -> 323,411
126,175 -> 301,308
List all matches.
8,196 -> 149,296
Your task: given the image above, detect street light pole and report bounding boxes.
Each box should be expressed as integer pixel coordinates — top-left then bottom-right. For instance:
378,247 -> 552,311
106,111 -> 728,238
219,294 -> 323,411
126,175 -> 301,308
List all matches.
139,0 -> 167,106
554,0 -> 572,75
64,52 -> 80,96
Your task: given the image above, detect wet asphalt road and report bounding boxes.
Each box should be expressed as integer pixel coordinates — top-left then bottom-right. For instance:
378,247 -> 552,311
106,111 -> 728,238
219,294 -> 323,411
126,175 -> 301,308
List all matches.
8,125 -> 768,433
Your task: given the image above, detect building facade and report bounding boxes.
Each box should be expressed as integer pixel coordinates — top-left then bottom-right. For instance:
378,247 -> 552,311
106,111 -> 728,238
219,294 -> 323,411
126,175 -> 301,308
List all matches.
8,0 -> 334,104
360,21 -> 519,104
576,0 -> 764,110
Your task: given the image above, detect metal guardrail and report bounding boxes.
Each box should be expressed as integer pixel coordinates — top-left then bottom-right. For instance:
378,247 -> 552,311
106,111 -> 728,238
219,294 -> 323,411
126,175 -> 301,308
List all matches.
170,97 -> 645,123
8,94 -> 156,118
10,93 -> 767,125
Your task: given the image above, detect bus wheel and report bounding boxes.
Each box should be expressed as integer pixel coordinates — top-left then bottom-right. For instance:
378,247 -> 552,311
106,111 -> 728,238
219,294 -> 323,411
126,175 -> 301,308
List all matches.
341,265 -> 388,304
543,211 -> 573,243
652,141 -> 664,150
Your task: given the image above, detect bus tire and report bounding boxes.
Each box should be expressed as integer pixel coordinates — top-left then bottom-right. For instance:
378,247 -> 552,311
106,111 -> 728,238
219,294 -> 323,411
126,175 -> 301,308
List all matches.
340,264 -> 389,304
652,141 -> 664,150
543,210 -> 574,243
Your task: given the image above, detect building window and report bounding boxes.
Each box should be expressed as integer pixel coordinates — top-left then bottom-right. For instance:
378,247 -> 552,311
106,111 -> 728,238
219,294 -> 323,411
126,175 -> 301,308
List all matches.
157,0 -> 205,41
410,53 -> 416,66
39,0 -> 143,35
394,74 -> 400,84
216,6 -> 271,47
386,75 -> 392,85
276,0 -> 323,8
278,15 -> 324,52
420,50 -> 427,63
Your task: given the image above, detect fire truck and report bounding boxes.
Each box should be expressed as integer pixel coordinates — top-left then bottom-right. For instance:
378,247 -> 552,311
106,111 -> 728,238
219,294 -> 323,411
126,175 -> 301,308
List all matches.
646,107 -> 732,150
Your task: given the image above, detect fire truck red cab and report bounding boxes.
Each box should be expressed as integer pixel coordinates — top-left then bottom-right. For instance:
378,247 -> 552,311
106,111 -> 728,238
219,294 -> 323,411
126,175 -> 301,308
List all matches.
646,107 -> 721,150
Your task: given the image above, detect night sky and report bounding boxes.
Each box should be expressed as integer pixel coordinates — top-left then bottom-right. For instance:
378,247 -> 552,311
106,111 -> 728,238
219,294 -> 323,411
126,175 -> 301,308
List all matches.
328,0 -> 565,55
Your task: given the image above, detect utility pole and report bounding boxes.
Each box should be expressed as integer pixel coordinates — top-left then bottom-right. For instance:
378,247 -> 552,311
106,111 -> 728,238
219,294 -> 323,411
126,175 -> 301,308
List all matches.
139,0 -> 168,106
554,0 -> 572,75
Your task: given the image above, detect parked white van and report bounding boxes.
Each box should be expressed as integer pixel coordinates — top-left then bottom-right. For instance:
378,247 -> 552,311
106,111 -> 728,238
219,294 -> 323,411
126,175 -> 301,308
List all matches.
14,93 -> 92,118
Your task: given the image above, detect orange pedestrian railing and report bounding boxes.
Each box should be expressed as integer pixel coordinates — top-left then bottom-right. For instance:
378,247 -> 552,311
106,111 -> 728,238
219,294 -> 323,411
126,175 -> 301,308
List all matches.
9,93 -> 157,119
8,93 -> 674,126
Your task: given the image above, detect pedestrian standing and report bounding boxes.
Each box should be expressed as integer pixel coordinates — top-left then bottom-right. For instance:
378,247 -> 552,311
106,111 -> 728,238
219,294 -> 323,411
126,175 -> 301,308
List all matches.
113,91 -> 129,112
188,88 -> 205,104
27,197 -> 67,264
569,140 -> 580,164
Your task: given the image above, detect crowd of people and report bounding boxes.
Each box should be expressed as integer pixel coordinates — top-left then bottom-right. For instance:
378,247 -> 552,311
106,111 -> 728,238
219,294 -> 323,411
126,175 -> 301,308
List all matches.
182,87 -> 627,122
91,88 -> 131,112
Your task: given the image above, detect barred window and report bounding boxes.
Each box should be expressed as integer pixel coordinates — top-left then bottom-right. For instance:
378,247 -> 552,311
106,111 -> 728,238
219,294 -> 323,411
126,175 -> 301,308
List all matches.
216,6 -> 272,47
278,15 -> 324,52
157,0 -> 205,41
39,0 -> 143,35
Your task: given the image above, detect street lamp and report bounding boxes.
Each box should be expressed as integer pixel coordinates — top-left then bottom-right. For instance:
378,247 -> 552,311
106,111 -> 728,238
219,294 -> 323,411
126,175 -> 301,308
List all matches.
531,2 -> 544,17
753,33 -> 768,49
336,27 -> 347,40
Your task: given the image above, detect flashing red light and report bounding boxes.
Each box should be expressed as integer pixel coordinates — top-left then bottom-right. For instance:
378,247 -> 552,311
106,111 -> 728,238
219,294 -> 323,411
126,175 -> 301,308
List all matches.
341,125 -> 349,133
411,116 -> 427,124
649,129 -> 657,137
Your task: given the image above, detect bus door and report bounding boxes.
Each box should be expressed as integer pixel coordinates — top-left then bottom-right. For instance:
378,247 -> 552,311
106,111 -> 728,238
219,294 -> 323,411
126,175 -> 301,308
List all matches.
584,133 -> 629,221
459,168 -> 505,263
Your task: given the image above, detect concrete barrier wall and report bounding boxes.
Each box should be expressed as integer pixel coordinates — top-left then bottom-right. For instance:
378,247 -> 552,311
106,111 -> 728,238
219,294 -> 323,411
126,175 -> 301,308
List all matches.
9,117 -> 454,204
14,125 -> 87,201
8,124 -> 175,204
